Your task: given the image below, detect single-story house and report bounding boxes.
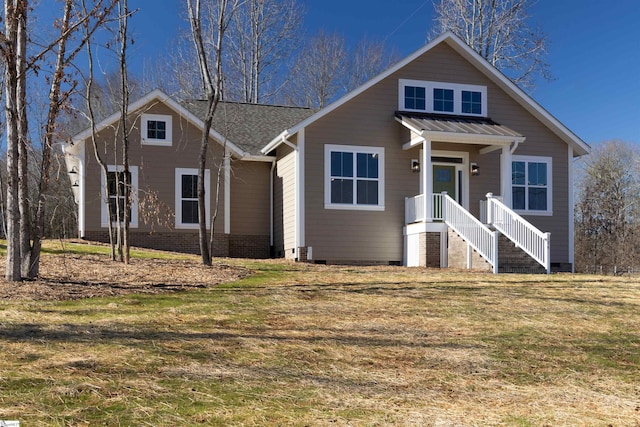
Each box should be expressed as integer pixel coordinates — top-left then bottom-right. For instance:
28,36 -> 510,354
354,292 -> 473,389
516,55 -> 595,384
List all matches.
64,31 -> 590,273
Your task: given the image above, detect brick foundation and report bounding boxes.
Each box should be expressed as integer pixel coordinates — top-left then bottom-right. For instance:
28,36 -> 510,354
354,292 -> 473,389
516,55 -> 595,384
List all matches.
419,232 -> 441,268
447,229 -> 491,271
83,231 -> 269,259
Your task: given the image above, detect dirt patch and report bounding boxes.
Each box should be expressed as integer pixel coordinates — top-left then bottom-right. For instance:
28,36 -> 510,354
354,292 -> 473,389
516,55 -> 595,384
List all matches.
0,253 -> 249,301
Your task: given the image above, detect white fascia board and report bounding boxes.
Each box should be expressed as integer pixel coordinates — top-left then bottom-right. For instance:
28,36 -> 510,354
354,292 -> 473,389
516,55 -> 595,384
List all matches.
422,130 -> 525,145
71,89 -> 246,158
261,130 -> 290,154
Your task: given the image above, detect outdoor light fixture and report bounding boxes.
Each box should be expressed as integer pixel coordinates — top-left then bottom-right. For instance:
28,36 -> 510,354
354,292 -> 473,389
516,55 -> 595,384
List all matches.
411,159 -> 420,173
470,163 -> 480,176
69,166 -> 78,174
72,181 -> 79,187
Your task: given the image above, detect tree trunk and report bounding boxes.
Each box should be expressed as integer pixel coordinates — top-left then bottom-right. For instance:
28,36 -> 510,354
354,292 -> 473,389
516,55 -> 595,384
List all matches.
4,0 -> 22,281
17,0 -> 30,278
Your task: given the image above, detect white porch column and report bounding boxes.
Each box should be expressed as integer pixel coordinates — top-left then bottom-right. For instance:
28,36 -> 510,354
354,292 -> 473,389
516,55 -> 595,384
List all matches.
500,145 -> 512,208
422,139 -> 432,221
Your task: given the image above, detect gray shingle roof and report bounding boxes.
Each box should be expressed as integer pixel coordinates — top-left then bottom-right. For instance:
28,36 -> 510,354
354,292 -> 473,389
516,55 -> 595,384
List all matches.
181,100 -> 317,156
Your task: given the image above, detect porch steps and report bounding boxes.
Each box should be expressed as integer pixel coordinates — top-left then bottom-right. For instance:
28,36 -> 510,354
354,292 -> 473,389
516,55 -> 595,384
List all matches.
497,234 -> 546,274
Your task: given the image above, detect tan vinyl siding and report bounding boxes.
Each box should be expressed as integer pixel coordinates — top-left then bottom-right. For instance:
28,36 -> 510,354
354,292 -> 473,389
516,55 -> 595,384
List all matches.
230,160 -> 270,236
274,144 -> 296,257
83,102 -> 226,235
302,41 -> 572,264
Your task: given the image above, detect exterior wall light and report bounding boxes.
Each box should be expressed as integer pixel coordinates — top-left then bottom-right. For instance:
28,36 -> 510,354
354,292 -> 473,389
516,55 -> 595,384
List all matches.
411,159 -> 420,173
471,163 -> 480,176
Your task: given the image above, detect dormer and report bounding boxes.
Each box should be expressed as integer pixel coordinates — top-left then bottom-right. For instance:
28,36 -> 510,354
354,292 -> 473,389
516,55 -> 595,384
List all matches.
398,79 -> 487,117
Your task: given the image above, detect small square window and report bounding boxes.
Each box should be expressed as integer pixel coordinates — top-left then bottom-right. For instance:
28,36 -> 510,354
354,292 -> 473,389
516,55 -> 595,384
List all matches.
433,88 -> 454,112
462,90 -> 482,114
142,114 -> 172,146
147,120 -> 166,140
404,86 -> 426,110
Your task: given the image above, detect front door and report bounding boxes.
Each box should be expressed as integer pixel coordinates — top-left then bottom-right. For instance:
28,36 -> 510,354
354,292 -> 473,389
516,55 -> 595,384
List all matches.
432,164 -> 460,220
433,165 -> 456,198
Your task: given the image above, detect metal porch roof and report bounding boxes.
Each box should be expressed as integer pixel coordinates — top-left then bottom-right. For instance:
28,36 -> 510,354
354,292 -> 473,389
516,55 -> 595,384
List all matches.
396,112 -> 524,139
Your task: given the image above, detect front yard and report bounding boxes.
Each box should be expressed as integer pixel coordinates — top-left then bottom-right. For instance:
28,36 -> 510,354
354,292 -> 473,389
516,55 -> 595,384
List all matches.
0,242 -> 638,425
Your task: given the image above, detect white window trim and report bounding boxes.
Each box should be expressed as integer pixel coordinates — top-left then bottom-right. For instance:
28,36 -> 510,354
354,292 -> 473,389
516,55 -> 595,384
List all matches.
398,79 -> 487,117
141,113 -> 172,146
511,155 -> 553,216
324,144 -> 385,211
175,168 -> 211,229
101,165 -> 139,228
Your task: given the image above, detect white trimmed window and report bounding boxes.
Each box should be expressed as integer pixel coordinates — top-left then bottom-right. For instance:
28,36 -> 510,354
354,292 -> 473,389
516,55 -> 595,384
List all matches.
175,168 -> 210,229
399,79 -> 487,117
512,155 -> 552,215
141,113 -> 172,146
101,165 -> 138,228
324,144 -> 385,211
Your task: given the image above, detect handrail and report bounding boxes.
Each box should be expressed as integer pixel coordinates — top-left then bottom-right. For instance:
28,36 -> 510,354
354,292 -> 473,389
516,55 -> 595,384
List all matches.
405,193 -> 445,223
486,193 -> 551,274
442,193 -> 498,273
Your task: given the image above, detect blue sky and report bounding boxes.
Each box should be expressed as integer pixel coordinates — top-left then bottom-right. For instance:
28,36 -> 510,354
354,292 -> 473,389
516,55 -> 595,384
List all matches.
127,0 -> 639,147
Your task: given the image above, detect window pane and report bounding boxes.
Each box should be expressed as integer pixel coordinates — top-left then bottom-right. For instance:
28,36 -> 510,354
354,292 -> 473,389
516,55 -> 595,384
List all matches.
182,175 -> 198,199
512,187 -> 525,210
357,153 -> 379,178
528,162 -> 547,186
357,180 -> 378,205
182,200 -> 199,223
512,161 -> 525,185
331,178 -> 353,204
528,188 -> 547,210
107,172 -> 117,195
330,152 -> 353,178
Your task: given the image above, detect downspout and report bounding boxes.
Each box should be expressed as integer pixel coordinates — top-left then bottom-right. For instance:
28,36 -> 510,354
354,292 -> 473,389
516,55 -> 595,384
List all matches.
510,140 -> 520,154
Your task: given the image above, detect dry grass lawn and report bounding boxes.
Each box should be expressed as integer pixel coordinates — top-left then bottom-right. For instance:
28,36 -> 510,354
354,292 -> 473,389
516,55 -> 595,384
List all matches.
0,241 -> 639,426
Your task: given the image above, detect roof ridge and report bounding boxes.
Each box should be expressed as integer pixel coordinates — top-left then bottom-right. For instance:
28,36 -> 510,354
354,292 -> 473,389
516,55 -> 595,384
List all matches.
183,99 -> 316,111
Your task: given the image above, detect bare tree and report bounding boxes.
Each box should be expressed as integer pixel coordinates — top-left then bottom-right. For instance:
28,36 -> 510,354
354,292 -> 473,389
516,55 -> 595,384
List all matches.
432,0 -> 551,90
284,30 -> 346,109
575,141 -> 640,272
186,0 -> 238,265
284,31 -> 396,108
225,0 -> 302,103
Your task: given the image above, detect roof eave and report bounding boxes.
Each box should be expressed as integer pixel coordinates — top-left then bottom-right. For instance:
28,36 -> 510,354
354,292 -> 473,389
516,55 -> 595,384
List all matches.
71,89 -> 247,158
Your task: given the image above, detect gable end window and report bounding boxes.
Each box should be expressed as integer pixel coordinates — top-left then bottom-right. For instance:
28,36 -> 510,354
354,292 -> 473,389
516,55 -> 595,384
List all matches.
141,113 -> 172,146
101,165 -> 138,228
398,79 -> 487,117
175,168 -> 211,228
433,88 -> 454,112
404,86 -> 426,110
325,144 -> 384,211
511,155 -> 552,215
462,90 -> 482,114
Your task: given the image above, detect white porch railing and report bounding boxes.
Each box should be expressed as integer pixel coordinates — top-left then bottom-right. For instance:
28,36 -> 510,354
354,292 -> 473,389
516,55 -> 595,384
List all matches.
442,193 -> 498,273
405,194 -> 444,223
486,193 -> 551,274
